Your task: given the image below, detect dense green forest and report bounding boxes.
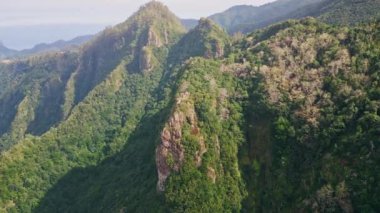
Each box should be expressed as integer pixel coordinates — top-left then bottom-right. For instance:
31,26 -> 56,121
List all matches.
0,1 -> 379,212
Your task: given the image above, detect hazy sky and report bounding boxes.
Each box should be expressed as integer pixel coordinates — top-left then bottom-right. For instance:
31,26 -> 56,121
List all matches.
0,0 -> 275,26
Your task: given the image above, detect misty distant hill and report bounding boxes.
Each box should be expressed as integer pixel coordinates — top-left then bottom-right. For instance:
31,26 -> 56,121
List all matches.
0,35 -> 93,59
18,35 -> 93,55
0,24 -> 104,50
0,42 -> 18,59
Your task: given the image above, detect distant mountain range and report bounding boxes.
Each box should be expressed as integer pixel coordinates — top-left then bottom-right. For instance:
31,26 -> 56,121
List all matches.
19,35 -> 93,55
154,0 -> 380,34
2,0 -> 379,59
0,35 -> 93,59
209,0 -> 380,33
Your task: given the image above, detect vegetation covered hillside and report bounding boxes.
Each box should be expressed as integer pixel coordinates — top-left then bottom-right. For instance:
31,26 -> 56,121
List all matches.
235,18 -> 380,212
209,0 -> 380,33
0,1 -> 185,151
0,1 -> 379,212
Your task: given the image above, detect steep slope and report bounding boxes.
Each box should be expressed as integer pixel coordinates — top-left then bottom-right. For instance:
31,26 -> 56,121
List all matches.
319,0 -> 380,25
0,2 -> 186,211
157,58 -> 248,212
36,18 -> 232,213
160,18 -> 379,212
0,1 -> 185,151
72,1 -> 185,105
170,18 -> 230,62
235,18 -> 380,211
155,20 -> 248,211
209,0 -> 380,33
209,0 -> 325,33
0,52 -> 80,150
0,14 -> 235,212
0,2 -> 189,212
0,2 -> 379,213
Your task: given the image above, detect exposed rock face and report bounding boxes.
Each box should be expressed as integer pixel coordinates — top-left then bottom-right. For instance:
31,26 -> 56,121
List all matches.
156,110 -> 185,192
204,39 -> 225,59
139,47 -> 154,72
207,167 -> 216,183
213,41 -> 224,58
147,27 -> 163,47
219,88 -> 230,120
138,27 -> 170,73
156,91 -> 206,191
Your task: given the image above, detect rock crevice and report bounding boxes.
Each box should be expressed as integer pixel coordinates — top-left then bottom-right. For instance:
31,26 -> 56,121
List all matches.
156,91 -> 206,191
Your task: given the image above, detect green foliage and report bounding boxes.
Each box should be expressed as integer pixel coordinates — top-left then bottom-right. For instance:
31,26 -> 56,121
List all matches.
164,58 -> 247,212
169,18 -> 230,63
0,4 -> 379,213
234,19 -> 380,212
0,2 -> 185,212
0,53 -> 79,150
0,1 -> 186,152
319,0 -> 380,25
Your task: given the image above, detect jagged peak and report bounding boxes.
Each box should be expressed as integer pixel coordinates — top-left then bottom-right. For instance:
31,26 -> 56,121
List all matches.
196,18 -> 223,32
198,18 -> 216,28
127,1 -> 180,24
136,0 -> 169,16
168,18 -> 230,62
190,18 -> 229,43
87,0 -> 185,50
140,0 -> 167,10
110,0 -> 185,41
192,18 -> 230,45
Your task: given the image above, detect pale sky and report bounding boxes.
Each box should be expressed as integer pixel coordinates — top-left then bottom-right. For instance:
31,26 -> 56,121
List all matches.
0,0 -> 275,26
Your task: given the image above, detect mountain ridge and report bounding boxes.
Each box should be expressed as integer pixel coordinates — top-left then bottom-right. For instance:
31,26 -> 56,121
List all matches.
209,0 -> 380,33
0,1 -> 379,212
2,0 -> 379,58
